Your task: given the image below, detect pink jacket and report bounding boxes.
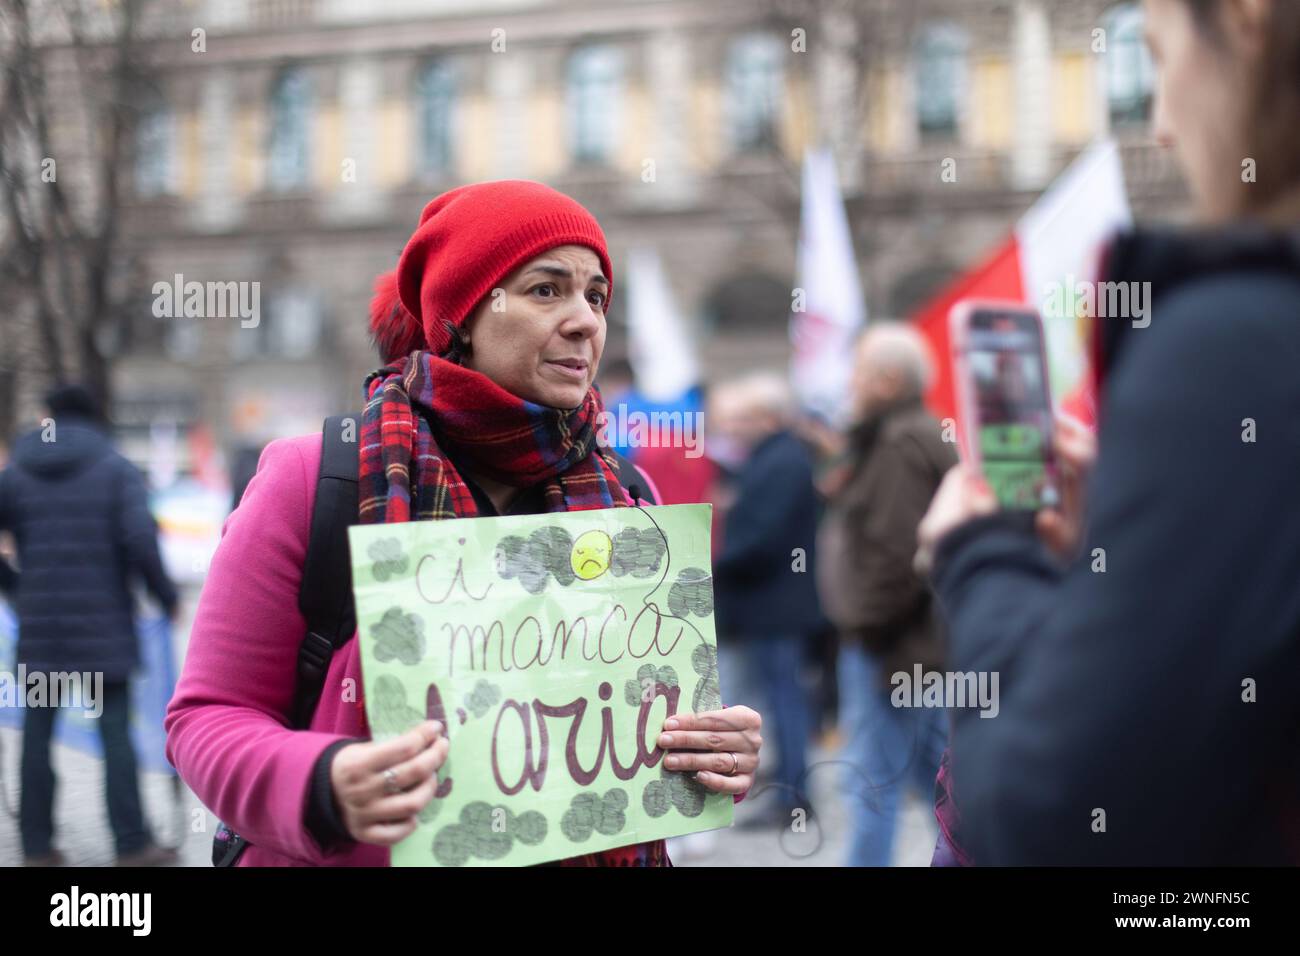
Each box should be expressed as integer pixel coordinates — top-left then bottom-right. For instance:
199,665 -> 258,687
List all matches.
164,433 -> 665,866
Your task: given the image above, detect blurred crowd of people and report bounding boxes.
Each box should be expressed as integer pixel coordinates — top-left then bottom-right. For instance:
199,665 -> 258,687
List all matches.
622,322 -> 957,863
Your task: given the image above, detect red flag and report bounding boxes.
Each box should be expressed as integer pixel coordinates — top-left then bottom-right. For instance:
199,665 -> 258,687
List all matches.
912,141 -> 1130,431
913,238 -> 1023,424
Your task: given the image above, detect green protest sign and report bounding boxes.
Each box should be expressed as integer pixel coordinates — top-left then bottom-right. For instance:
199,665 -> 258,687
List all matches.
349,503 -> 732,867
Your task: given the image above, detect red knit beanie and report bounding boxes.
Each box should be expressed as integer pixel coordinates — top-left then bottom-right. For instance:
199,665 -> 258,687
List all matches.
385,180 -> 613,357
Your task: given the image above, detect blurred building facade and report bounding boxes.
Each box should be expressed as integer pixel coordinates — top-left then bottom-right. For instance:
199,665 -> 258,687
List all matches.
57,0 -> 1184,464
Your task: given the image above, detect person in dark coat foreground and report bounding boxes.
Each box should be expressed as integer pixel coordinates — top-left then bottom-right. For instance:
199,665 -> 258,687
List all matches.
917,0 -> 1300,865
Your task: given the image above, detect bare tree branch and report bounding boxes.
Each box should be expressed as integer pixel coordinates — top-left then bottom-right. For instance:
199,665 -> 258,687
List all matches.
0,0 -> 154,416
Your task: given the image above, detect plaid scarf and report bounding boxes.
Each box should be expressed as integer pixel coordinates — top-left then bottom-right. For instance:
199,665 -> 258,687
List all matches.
360,352 -> 626,521
358,351 -> 668,867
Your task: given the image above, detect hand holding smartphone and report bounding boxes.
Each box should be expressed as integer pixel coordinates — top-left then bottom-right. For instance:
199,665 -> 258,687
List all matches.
950,301 -> 1060,512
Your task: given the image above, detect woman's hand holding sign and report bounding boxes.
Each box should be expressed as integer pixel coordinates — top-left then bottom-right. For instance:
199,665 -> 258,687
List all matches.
658,706 -> 762,795
331,720 -> 448,846
329,705 -> 760,851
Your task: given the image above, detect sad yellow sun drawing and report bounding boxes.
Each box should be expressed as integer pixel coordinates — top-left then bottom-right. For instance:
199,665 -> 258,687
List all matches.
570,530 -> 613,581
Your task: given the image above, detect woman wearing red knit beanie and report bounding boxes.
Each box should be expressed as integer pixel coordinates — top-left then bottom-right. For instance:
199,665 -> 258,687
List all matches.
166,180 -> 762,867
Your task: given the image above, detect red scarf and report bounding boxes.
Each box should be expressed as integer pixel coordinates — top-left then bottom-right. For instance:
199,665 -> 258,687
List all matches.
359,351 -> 668,867
359,352 -> 627,521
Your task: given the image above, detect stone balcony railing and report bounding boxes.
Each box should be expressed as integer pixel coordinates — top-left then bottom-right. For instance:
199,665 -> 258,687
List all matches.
248,0 -> 322,30
120,196 -> 184,238
856,138 -> 1184,210
242,191 -> 320,232
117,135 -> 1188,244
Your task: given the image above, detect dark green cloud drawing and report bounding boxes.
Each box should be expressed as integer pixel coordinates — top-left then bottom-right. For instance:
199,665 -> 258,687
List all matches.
368,537 -> 410,582
494,527 -> 576,594
560,788 -> 629,842
609,527 -> 666,578
691,643 -> 722,712
370,674 -> 424,737
431,802 -> 548,866
668,567 -> 713,617
623,663 -> 679,706
372,607 -> 425,665
642,763 -> 708,819
465,679 -> 501,719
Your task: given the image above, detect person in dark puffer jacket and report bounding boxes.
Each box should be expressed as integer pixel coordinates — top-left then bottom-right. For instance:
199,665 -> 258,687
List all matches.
711,373 -> 825,824
917,0 -> 1300,865
0,384 -> 179,866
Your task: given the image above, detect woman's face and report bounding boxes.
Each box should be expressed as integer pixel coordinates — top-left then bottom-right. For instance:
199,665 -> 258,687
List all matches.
1144,0 -> 1260,222
463,244 -> 609,409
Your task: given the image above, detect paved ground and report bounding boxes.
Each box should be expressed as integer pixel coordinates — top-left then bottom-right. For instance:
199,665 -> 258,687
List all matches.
0,726 -> 935,867
671,751 -> 937,867
1,587 -> 936,868
0,725 -> 213,867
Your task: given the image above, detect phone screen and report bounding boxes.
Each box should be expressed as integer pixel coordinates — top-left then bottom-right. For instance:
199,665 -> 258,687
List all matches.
966,309 -> 1058,510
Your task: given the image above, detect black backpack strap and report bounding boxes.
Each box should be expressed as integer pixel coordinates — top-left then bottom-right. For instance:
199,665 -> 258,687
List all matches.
292,414 -> 361,729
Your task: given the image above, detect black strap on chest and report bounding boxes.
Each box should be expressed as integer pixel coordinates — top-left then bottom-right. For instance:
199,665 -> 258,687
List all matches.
292,414 -> 361,730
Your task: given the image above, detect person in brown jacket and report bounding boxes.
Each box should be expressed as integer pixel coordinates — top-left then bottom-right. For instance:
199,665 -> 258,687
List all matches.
816,322 -> 956,866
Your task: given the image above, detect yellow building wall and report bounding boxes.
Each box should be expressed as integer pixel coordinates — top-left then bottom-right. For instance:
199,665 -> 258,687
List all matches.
177,111 -> 201,198
969,57 -> 1014,150
1052,52 -> 1095,145
458,93 -> 493,182
376,100 -> 412,188
689,80 -> 722,171
780,71 -> 811,162
313,105 -> 342,191
866,65 -> 912,153
527,88 -> 564,179
616,83 -> 649,176
233,108 -> 264,195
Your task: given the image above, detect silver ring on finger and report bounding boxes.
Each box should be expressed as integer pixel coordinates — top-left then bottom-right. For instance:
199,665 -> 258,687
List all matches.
725,751 -> 739,776
382,768 -> 402,795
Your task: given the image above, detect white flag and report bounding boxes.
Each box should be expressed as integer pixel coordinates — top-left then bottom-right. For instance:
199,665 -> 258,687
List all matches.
790,147 -> 866,425
627,245 -> 699,402
1015,139 -> 1133,401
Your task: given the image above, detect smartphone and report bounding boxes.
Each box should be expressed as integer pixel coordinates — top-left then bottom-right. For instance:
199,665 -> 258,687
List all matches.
950,300 -> 1059,511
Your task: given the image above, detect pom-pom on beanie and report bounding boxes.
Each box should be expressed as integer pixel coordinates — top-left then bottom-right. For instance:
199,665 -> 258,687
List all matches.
368,269 -> 425,363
